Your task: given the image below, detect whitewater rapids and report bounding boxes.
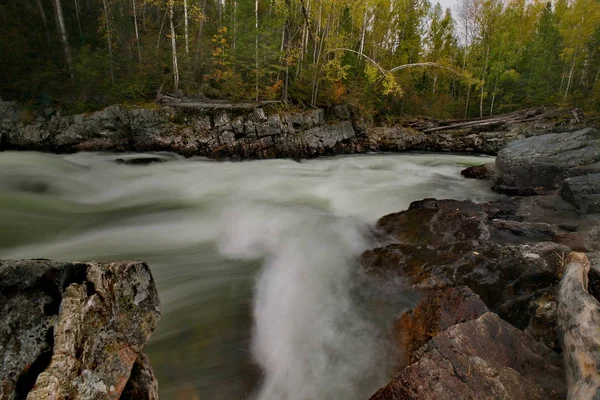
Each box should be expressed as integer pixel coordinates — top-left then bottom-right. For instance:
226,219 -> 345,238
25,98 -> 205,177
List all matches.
0,151 -> 496,399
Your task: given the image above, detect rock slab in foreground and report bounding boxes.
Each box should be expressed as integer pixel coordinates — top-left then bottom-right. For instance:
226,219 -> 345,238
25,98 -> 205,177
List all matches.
395,286 -> 489,368
0,259 -> 161,400
371,312 -> 566,400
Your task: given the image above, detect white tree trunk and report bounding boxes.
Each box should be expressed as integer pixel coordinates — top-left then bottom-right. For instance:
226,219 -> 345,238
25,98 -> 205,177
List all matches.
73,0 -> 83,43
101,0 -> 114,83
184,0 -> 189,55
36,0 -> 52,44
359,6 -> 368,59
232,0 -> 237,51
255,0 -> 259,100
479,47 -> 489,118
565,58 -> 576,100
53,0 -> 75,80
169,0 -> 179,90
133,0 -> 142,63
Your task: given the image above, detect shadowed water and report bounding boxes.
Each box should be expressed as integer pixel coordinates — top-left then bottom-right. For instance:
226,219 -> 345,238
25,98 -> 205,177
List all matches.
0,151 -> 496,399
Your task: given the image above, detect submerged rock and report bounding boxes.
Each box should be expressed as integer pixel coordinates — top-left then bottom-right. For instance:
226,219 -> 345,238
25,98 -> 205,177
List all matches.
0,259 -> 161,400
460,162 -> 496,180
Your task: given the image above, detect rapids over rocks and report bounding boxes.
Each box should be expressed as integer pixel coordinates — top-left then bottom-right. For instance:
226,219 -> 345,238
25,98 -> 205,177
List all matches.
0,151 -> 496,399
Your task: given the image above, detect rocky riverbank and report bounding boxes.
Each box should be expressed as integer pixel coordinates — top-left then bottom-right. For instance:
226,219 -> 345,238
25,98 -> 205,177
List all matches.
364,128 -> 600,399
1,110 -> 598,399
0,102 -> 594,159
0,260 -> 161,399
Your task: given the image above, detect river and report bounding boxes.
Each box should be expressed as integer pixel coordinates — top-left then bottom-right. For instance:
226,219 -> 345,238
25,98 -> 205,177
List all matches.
0,151 -> 496,399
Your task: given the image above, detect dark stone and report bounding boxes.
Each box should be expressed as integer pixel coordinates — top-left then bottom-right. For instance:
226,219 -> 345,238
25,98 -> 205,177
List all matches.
561,173 -> 600,214
460,162 -> 496,180
370,313 -> 566,400
362,199 -> 572,350
114,157 -> 168,165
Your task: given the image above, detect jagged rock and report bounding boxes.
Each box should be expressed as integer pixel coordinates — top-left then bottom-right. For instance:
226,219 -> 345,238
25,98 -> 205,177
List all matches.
120,354 -> 159,400
303,121 -> 355,151
214,112 -> 232,132
247,108 -> 267,123
370,313 -> 566,400
1,104 -> 597,160
561,173 -> 600,214
362,199 -> 571,349
0,259 -> 160,400
496,128 -> 600,194
395,286 -> 489,367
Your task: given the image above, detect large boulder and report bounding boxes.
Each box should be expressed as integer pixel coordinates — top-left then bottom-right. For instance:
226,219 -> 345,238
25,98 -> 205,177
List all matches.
0,259 -> 161,400
370,312 -> 566,400
495,128 -> 600,194
561,173 -> 600,214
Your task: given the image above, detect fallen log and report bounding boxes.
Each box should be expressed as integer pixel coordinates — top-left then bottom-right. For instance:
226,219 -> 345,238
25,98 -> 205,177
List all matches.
557,252 -> 600,400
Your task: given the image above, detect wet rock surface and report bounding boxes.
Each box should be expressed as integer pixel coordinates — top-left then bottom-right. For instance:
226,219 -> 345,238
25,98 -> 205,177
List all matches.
0,259 -> 161,400
366,130 -> 600,399
370,312 -> 567,400
394,286 -> 489,367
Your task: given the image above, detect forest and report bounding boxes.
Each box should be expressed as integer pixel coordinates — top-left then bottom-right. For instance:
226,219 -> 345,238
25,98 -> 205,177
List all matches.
1,0 -> 599,119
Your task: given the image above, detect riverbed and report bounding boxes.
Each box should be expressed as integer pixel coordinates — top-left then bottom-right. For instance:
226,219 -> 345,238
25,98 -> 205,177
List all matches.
0,151 -> 497,399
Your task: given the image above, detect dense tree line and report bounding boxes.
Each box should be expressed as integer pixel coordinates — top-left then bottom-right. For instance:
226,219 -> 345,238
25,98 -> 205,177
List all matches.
1,0 -> 599,118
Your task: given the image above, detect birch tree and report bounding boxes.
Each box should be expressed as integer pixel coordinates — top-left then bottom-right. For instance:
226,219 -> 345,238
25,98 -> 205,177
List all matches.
53,0 -> 75,80
169,0 -> 180,89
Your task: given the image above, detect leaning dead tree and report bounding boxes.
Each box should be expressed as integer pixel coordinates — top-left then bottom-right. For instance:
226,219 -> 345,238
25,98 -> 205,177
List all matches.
557,252 -> 600,400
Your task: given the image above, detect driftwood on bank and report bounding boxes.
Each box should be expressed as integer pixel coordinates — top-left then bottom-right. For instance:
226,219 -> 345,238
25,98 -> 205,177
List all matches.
158,95 -> 282,110
408,107 -> 584,133
557,252 -> 600,400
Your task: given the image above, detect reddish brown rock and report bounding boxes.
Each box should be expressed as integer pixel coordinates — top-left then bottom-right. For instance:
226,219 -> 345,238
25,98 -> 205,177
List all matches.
395,286 -> 489,367
371,313 -> 566,400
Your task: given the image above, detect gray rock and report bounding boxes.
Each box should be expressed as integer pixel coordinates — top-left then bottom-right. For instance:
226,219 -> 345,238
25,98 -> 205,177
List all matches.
214,112 -> 232,132
248,108 -> 268,122
561,174 -> 600,214
256,114 -> 286,137
221,130 -> 236,144
496,129 -> 600,194
231,116 -> 245,134
303,120 -> 355,149
0,259 -> 161,400
370,312 -> 566,400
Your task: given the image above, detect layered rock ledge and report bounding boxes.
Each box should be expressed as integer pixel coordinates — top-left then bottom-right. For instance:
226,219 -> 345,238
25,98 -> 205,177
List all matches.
0,260 -> 161,400
0,104 -> 592,159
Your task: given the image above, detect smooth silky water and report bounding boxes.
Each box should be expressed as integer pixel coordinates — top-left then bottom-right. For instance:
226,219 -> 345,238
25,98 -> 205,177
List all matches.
0,151 -> 497,399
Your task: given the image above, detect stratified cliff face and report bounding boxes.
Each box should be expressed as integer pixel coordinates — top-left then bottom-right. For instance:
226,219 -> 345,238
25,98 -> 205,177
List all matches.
0,260 -> 161,400
0,103 -> 591,159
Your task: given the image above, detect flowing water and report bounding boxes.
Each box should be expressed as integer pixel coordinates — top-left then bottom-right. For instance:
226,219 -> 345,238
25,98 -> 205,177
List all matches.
0,151 -> 496,400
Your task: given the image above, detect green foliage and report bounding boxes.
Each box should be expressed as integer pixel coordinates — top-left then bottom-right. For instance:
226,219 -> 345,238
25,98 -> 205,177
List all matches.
1,0 -> 599,117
